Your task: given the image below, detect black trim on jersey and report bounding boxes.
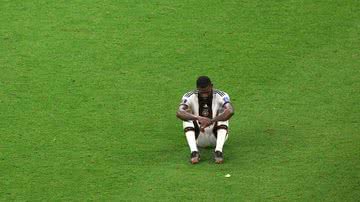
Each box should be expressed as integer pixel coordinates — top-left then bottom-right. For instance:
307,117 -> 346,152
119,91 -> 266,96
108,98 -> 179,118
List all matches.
214,90 -> 225,97
222,101 -> 230,107
198,93 -> 213,119
184,90 -> 196,98
179,103 -> 189,107
185,92 -> 193,97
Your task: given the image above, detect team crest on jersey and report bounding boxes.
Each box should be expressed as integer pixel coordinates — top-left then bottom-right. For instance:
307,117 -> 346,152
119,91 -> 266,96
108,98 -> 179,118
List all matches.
202,104 -> 209,116
223,96 -> 230,103
182,99 -> 187,104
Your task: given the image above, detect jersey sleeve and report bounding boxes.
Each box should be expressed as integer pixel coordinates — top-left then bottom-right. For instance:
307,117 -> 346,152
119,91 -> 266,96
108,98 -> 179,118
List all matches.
219,92 -> 231,107
180,95 -> 189,106
179,91 -> 194,107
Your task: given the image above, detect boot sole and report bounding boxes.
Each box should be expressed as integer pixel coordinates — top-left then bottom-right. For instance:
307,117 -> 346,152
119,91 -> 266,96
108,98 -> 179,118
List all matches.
191,157 -> 200,164
215,158 -> 224,164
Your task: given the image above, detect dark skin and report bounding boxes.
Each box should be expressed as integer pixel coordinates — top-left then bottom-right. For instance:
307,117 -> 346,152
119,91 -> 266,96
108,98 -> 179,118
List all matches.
176,84 -> 235,131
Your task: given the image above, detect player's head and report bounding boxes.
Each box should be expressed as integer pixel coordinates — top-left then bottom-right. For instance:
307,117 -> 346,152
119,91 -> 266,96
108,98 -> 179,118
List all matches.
196,76 -> 213,99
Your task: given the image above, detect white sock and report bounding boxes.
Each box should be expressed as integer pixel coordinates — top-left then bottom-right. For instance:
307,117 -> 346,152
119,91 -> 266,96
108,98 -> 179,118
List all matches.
185,131 -> 198,152
215,129 -> 227,152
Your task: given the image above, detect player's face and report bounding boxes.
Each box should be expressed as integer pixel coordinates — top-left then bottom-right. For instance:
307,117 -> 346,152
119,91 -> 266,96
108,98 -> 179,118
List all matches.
198,85 -> 213,99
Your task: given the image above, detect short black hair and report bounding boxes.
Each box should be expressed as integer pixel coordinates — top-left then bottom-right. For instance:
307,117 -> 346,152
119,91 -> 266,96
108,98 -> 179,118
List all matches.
196,76 -> 212,88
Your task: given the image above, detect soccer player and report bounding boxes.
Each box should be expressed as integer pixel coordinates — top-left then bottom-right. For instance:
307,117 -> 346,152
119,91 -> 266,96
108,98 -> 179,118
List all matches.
176,76 -> 234,164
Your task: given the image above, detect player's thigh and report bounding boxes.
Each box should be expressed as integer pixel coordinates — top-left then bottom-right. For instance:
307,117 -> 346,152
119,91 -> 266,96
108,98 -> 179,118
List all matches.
183,120 -> 195,129
183,120 -> 200,138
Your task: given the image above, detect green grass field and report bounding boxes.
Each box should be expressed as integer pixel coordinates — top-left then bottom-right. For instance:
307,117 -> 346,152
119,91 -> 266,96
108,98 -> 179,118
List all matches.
1,0 -> 359,201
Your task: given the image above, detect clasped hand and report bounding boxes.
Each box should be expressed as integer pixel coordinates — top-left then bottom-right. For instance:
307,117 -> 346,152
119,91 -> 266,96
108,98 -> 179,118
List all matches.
197,116 -> 213,132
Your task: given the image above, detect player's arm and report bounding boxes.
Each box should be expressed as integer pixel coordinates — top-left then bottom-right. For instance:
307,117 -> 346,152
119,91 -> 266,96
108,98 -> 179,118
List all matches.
210,103 -> 234,123
176,104 -> 198,121
177,105 -> 211,127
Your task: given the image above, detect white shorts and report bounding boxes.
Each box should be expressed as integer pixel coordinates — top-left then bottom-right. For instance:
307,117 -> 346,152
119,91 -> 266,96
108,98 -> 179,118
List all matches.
183,120 -> 229,147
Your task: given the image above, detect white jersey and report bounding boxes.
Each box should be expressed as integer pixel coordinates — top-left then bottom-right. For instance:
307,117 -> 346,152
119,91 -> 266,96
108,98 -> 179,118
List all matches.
179,89 -> 231,119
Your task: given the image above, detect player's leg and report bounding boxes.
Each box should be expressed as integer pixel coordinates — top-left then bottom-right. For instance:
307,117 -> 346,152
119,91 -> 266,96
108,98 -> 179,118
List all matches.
183,120 -> 200,164
214,121 -> 229,152
213,121 -> 229,164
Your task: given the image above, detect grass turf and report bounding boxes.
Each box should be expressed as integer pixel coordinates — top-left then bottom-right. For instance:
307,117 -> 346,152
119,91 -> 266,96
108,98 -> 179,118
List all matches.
1,0 -> 359,201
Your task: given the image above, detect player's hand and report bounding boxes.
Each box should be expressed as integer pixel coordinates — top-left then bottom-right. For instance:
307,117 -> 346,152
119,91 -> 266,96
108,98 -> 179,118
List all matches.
197,116 -> 212,131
